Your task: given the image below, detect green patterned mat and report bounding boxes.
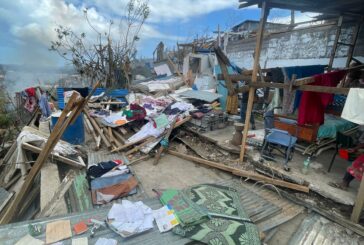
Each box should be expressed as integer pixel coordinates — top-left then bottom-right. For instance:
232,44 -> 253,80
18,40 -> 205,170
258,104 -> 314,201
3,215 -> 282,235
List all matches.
160,184 -> 260,245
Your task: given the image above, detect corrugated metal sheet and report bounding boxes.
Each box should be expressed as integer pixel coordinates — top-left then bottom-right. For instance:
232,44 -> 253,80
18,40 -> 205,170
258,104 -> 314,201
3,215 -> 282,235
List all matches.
57,88 -> 106,109
288,213 -> 363,245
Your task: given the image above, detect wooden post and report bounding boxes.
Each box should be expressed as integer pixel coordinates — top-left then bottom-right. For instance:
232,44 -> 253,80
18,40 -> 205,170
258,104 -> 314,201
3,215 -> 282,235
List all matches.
239,1 -> 269,163
328,16 -> 343,71
345,20 -> 362,67
351,176 -> 364,223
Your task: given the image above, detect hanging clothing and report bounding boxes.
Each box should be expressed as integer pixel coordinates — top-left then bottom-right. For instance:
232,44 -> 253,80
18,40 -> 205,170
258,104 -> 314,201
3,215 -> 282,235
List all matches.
298,70 -> 347,125
25,87 -> 36,97
39,93 -> 52,118
24,96 -> 36,112
282,65 -> 326,114
341,88 -> 364,125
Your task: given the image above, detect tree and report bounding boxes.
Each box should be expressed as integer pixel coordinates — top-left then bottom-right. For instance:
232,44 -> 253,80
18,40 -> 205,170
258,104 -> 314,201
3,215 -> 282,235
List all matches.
50,0 -> 150,88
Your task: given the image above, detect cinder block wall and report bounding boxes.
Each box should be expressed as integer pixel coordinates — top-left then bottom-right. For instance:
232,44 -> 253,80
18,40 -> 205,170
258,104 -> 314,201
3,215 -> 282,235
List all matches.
227,23 -> 364,69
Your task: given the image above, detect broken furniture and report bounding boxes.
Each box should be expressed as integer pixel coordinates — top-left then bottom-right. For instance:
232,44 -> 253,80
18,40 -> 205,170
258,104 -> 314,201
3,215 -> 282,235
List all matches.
261,129 -> 297,170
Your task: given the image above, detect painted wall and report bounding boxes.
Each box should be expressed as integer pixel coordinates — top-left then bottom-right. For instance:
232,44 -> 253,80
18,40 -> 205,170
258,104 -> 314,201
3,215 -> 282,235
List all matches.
226,23 -> 364,69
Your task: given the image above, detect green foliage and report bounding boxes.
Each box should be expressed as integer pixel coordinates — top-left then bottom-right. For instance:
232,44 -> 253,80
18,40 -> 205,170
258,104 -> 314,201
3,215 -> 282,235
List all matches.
0,114 -> 11,128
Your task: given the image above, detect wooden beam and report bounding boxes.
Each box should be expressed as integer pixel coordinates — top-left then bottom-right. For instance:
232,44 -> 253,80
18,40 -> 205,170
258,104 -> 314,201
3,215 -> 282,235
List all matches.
83,114 -> 100,150
346,20 -> 362,67
328,16 -> 343,71
236,81 -> 350,95
168,150 -> 309,193
84,110 -> 112,149
111,136 -> 153,153
351,175 -> 364,223
22,143 -> 85,169
240,1 -> 269,162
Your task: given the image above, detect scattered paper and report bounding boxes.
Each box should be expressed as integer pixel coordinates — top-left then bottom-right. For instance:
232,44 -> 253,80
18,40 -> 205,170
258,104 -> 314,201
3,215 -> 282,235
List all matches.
95,237 -> 117,245
15,234 -> 44,245
72,237 -> 88,245
153,205 -> 179,232
46,220 -> 72,244
108,200 -> 154,238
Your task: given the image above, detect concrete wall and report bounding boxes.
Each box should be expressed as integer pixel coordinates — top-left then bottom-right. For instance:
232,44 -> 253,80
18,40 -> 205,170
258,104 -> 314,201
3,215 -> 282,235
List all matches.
226,23 -> 364,69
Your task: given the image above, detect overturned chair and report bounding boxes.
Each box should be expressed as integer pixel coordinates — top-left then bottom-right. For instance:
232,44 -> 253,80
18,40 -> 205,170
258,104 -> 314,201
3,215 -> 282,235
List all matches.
261,107 -> 297,171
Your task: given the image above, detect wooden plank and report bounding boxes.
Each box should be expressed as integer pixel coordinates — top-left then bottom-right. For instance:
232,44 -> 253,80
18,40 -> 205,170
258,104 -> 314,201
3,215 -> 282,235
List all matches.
84,110 -> 112,149
108,127 -> 116,144
328,16 -> 343,71
168,150 -> 309,193
346,20 -> 362,67
0,141 -> 17,166
22,143 -> 85,169
83,114 -> 100,150
17,185 -> 40,219
119,127 -> 128,135
111,136 -> 153,153
351,175 -> 364,223
240,1 -> 269,162
37,170 -> 76,218
113,130 -> 126,144
40,162 -> 67,215
125,137 -> 156,156
215,47 -> 234,95
0,189 -> 14,213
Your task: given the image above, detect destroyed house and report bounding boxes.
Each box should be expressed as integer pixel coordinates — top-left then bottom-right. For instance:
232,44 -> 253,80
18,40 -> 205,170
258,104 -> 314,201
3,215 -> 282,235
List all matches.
1,0 -> 364,244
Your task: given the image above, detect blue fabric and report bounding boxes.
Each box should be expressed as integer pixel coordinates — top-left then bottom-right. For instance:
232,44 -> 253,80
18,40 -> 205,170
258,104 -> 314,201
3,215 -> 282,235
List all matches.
283,65 -> 326,112
39,94 -> 52,117
215,65 -> 237,111
91,173 -> 132,190
284,65 -> 326,80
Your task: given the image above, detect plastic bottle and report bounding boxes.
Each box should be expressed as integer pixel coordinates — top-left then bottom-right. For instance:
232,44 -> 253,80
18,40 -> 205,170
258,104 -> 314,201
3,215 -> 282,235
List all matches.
302,156 -> 311,175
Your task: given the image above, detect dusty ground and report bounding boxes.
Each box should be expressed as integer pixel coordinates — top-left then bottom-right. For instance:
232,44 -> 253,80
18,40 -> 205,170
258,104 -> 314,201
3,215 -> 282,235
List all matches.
199,124 -> 360,206
130,154 -> 232,197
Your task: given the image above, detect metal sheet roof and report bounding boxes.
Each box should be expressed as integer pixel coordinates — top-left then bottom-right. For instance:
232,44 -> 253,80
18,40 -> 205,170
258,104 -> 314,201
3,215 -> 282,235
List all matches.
238,0 -> 364,17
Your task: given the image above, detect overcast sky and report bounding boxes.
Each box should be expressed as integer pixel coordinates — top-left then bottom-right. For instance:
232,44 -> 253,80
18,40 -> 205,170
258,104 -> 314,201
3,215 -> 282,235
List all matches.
0,0 -> 317,68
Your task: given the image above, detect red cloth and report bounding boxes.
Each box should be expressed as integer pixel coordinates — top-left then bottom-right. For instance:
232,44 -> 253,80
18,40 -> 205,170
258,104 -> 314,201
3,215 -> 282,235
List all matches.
25,87 -> 36,97
348,154 -> 364,181
297,70 -> 346,125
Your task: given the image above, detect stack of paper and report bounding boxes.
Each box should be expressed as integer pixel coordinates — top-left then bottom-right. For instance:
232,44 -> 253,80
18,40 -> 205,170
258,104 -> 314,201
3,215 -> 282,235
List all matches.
107,200 -> 154,238
153,205 -> 179,232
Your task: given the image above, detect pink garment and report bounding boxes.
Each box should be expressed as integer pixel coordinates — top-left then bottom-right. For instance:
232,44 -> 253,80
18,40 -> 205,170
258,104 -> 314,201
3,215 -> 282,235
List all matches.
298,70 -> 347,125
348,154 -> 364,181
24,96 -> 36,112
